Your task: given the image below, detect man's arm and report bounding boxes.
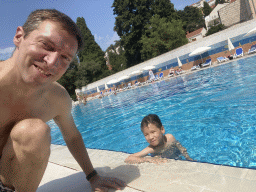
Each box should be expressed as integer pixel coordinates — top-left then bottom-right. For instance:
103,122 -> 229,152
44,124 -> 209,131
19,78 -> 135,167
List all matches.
53,90 -> 125,190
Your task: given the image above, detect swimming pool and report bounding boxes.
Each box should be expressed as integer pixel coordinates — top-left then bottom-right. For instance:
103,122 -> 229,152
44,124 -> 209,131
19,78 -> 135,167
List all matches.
48,55 -> 256,169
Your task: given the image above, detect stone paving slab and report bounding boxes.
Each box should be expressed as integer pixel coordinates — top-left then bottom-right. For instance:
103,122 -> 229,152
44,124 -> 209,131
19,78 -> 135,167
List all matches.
38,144 -> 256,192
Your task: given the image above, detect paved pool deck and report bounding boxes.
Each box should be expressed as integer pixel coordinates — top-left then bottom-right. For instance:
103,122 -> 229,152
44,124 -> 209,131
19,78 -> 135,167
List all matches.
38,144 -> 256,192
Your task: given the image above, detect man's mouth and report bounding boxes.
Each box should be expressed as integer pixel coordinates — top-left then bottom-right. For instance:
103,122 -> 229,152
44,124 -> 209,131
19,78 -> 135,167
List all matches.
34,65 -> 52,77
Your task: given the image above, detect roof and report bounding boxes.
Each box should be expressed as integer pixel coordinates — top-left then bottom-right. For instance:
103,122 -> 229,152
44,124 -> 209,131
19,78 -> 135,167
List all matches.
230,0 -> 236,3
186,28 -> 204,39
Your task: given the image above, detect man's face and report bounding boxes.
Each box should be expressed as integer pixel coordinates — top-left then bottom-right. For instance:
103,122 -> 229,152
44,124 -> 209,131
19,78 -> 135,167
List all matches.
14,20 -> 78,86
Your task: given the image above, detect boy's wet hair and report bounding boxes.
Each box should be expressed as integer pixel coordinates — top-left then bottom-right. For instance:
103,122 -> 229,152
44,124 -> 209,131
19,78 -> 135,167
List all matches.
22,9 -> 83,52
141,114 -> 162,130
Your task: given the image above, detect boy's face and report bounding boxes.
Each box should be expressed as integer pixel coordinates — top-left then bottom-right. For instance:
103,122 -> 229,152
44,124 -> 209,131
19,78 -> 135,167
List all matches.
142,123 -> 165,147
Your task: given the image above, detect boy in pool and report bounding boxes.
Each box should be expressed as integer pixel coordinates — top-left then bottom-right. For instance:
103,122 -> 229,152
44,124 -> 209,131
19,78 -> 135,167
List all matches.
125,114 -> 193,164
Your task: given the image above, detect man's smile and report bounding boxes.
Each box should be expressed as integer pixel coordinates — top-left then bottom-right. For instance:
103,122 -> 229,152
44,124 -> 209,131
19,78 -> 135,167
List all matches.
34,64 -> 52,77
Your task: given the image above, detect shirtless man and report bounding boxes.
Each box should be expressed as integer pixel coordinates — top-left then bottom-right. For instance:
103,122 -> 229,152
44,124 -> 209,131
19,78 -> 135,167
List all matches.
0,9 -> 125,192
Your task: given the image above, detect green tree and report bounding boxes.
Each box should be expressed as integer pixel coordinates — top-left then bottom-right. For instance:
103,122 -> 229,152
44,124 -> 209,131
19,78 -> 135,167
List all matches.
203,1 -> 212,16
57,58 -> 79,100
177,6 -> 205,33
150,0 -> 179,22
215,0 -> 226,6
112,0 -> 178,67
74,61 -> 101,88
140,15 -> 188,61
58,17 -> 113,100
205,24 -> 225,36
76,17 -> 109,81
108,48 -> 127,73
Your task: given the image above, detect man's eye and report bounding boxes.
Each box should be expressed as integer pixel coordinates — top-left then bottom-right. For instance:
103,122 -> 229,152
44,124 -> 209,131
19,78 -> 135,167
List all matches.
62,55 -> 70,62
41,42 -> 53,51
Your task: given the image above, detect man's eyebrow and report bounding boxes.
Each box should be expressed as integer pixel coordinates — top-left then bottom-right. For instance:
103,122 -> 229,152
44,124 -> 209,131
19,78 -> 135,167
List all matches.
38,36 -> 54,43
39,36 -> 74,59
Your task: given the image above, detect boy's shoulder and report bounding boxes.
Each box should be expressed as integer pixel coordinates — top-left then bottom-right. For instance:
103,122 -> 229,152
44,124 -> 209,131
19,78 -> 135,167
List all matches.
165,134 -> 176,143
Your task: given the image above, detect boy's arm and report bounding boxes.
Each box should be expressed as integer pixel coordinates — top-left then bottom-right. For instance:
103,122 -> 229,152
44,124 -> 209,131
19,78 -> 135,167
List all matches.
174,141 -> 193,161
166,134 -> 193,161
125,147 -> 166,164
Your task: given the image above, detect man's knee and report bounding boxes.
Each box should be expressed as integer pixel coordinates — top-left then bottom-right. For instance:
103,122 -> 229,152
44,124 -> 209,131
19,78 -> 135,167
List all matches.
10,119 -> 51,159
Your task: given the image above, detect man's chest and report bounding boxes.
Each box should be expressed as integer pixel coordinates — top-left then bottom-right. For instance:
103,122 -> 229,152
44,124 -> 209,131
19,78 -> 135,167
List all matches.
0,96 -> 56,130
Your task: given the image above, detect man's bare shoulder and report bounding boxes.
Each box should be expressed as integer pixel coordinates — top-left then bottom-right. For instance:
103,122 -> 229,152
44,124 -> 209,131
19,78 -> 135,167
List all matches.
48,82 -> 72,110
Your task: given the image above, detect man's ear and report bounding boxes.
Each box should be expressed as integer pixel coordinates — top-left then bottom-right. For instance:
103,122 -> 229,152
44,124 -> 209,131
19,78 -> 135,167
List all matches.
13,26 -> 25,47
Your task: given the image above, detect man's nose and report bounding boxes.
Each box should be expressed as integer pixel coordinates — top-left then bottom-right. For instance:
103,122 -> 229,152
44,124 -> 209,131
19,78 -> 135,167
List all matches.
45,52 -> 60,68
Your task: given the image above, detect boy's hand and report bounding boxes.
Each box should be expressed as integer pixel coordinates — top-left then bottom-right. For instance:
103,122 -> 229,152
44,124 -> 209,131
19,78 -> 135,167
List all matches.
148,157 -> 168,164
89,174 -> 126,192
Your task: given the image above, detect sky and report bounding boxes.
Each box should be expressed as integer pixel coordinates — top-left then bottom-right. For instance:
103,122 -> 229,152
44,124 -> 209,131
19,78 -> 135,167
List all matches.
0,0 -> 199,60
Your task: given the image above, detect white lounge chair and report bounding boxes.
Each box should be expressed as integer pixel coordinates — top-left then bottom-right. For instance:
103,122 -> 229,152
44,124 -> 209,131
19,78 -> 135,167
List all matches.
233,48 -> 243,58
248,45 -> 256,54
201,59 -> 212,67
155,74 -> 160,81
217,57 -> 229,63
159,72 -> 164,79
191,65 -> 200,71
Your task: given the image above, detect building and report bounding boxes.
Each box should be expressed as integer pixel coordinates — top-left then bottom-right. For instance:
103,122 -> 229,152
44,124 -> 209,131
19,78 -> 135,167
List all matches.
219,0 -> 256,27
208,0 -> 216,8
205,3 -> 229,29
186,27 -> 207,42
104,46 -> 124,70
191,0 -> 206,8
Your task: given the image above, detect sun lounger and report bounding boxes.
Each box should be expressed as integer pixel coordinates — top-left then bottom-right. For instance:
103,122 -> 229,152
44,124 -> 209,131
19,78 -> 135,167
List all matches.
175,71 -> 180,75
191,65 -> 200,71
248,44 -> 256,54
201,59 -> 212,67
217,57 -> 229,63
233,48 -> 243,58
179,69 -> 185,74
159,72 -> 164,79
155,74 -> 160,81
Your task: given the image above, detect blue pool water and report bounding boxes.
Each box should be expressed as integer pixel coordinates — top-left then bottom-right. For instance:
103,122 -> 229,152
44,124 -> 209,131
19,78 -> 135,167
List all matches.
48,55 -> 256,169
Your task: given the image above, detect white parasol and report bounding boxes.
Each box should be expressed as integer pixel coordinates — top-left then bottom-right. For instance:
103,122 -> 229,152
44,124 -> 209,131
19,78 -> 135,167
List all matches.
177,57 -> 182,67
244,27 -> 256,36
227,38 -> 234,51
105,83 -> 108,89
130,70 -> 143,76
97,86 -> 100,92
142,65 -> 155,70
189,46 -> 211,63
107,79 -> 119,84
118,75 -> 130,82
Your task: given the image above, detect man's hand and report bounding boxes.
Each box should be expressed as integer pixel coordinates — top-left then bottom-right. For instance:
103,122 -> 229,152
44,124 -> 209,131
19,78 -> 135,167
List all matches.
89,174 -> 126,192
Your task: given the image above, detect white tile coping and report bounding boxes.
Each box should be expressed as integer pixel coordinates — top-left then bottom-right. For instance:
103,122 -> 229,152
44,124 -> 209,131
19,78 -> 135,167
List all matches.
38,144 -> 256,192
